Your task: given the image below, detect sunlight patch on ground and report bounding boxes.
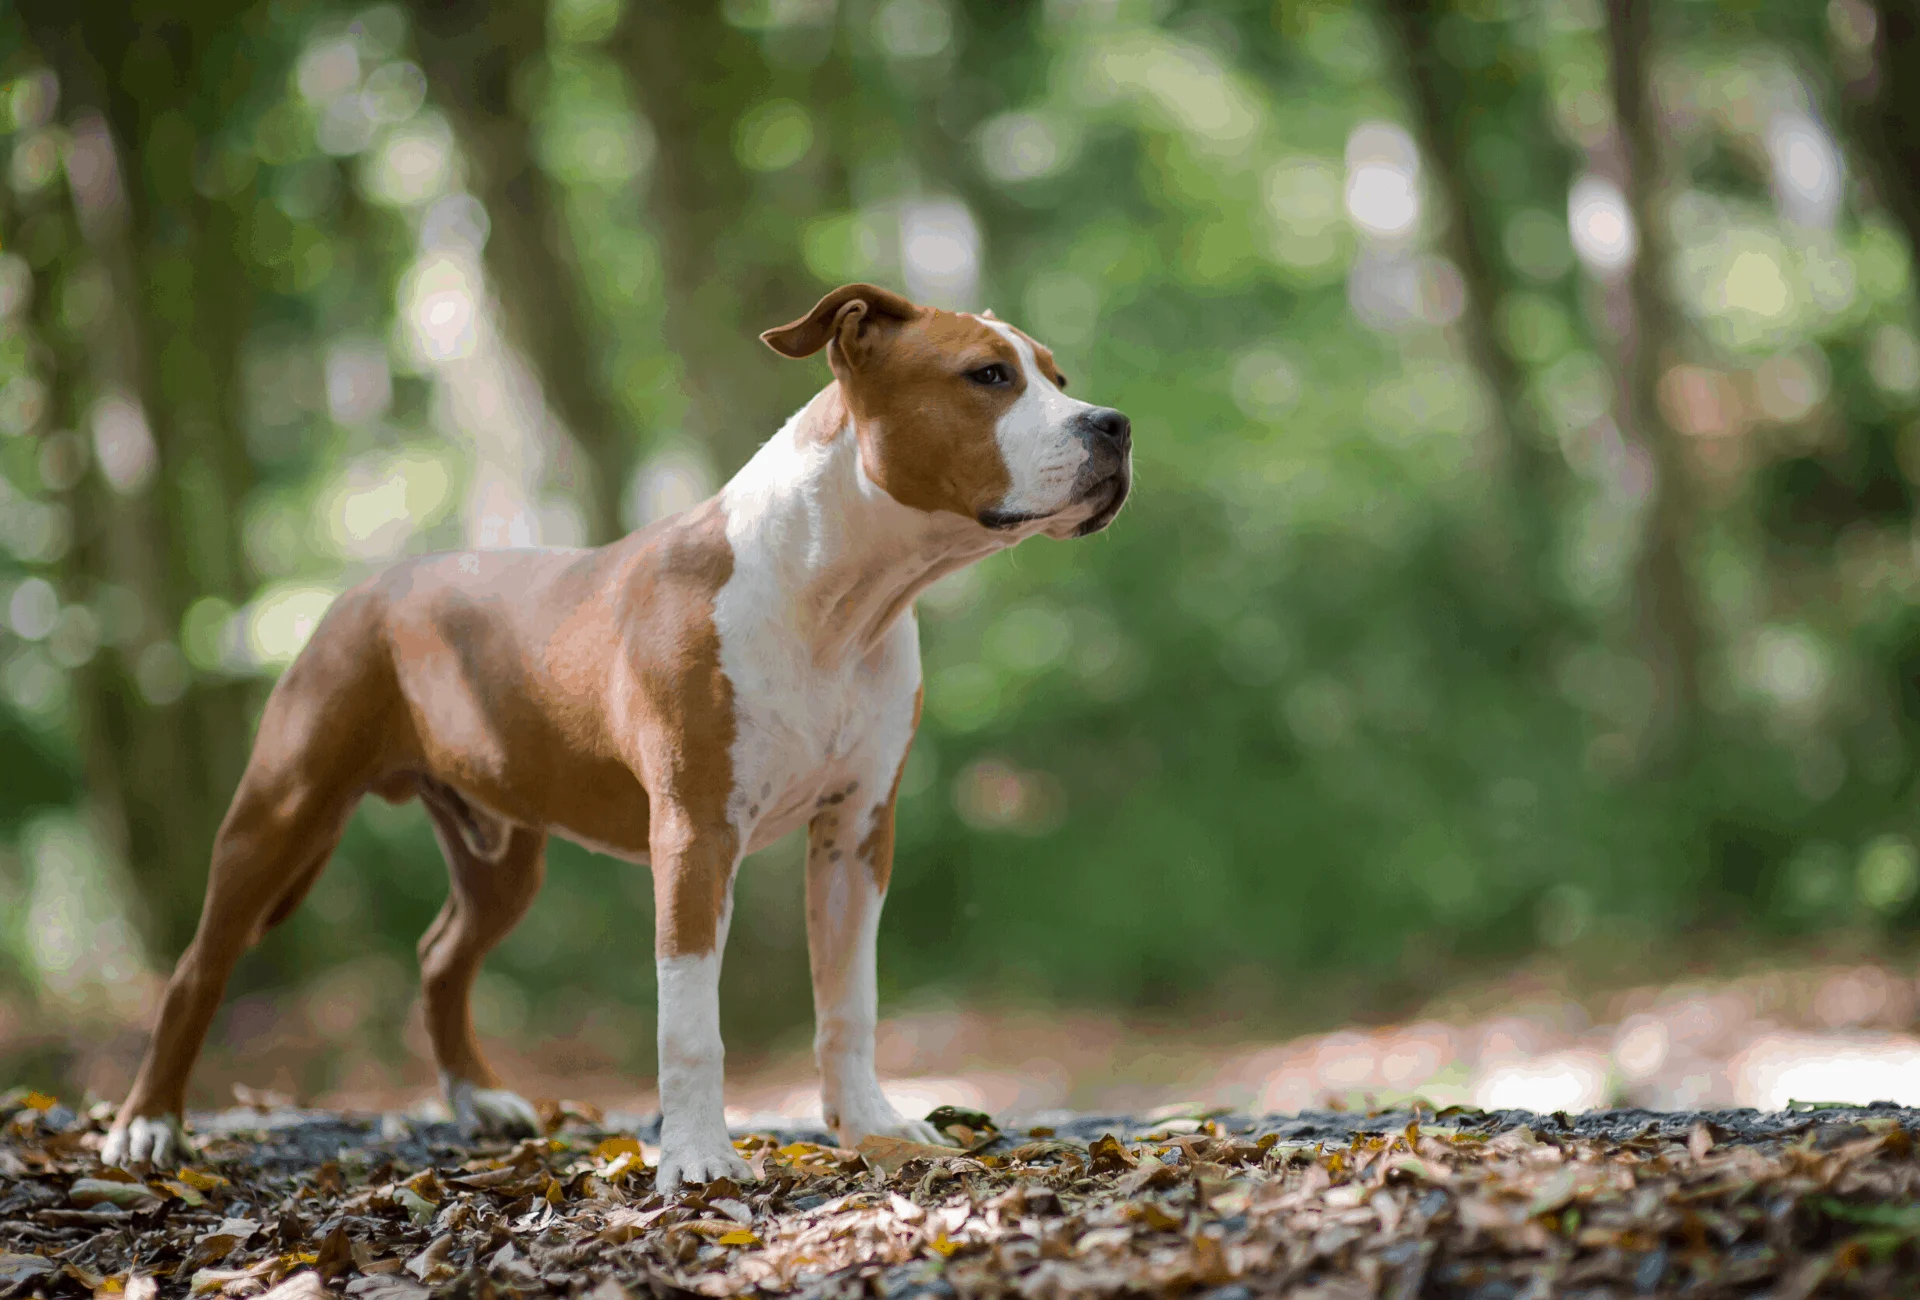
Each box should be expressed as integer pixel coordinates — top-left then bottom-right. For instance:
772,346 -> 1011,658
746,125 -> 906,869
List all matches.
1730,1033 -> 1920,1109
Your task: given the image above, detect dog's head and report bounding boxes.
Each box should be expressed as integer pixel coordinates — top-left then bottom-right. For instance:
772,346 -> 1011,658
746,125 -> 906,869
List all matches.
762,283 -> 1131,539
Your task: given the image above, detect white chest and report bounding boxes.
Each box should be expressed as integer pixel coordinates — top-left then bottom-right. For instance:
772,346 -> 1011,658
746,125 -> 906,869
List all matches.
713,575 -> 921,854
708,402 -> 959,855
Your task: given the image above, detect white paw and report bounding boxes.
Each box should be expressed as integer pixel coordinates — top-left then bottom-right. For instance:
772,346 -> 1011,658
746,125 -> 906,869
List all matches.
830,1093 -> 946,1148
102,1113 -> 188,1168
445,1078 -> 540,1138
656,1131 -> 754,1194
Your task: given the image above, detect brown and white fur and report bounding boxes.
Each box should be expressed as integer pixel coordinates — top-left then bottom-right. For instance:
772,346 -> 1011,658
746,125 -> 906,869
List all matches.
102,284 -> 1131,1190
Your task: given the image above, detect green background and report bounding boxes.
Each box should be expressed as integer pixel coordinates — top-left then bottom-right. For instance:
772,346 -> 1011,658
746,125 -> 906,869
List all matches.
3,0 -> 1919,1095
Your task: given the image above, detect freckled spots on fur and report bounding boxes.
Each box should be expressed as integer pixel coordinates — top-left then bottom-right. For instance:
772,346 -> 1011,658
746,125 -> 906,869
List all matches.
829,849 -> 842,862
761,782 -> 772,799
747,803 -> 759,818
826,791 -> 844,805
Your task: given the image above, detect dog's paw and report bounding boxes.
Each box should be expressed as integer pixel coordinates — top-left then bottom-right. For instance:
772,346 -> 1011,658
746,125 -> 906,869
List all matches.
101,1113 -> 189,1168
885,1115 -> 949,1146
656,1133 -> 754,1194
829,1091 -> 947,1149
446,1080 -> 541,1138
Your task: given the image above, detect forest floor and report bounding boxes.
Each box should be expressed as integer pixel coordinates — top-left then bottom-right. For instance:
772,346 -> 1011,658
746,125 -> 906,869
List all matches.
4,1096 -> 1920,1299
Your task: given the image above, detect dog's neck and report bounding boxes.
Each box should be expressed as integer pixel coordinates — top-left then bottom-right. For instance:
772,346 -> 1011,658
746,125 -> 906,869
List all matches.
716,384 -> 1002,665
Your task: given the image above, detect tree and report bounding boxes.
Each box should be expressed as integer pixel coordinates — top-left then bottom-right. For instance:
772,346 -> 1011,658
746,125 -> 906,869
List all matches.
1600,0 -> 1707,757
1375,0 -> 1562,555
19,2 -> 266,953
409,0 -> 634,544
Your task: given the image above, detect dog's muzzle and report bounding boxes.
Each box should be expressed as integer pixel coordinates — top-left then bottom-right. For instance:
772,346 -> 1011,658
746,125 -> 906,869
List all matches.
976,408 -> 1134,535
1070,407 -> 1131,537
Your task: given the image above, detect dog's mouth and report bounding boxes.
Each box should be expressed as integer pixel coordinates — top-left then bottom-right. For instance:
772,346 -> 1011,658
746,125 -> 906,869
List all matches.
1071,468 -> 1130,537
977,466 -> 1132,537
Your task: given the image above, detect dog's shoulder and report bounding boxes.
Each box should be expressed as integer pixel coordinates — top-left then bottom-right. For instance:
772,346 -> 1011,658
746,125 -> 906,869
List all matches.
613,496 -> 734,592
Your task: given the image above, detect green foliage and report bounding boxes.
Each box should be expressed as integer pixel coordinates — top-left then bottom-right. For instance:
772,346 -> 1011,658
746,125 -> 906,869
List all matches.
2,0 -> 1920,1059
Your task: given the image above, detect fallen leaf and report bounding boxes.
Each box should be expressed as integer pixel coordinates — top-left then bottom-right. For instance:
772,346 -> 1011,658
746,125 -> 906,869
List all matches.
68,1179 -> 162,1211
403,1236 -> 454,1284
593,1136 -> 644,1164
709,1196 -> 753,1225
398,1170 -> 444,1205
174,1169 -> 230,1194
199,1218 -> 260,1244
343,1278 -> 429,1300
1527,1167 -> 1580,1217
0,1256 -> 56,1290
155,1179 -> 206,1207
312,1228 -> 352,1281
1087,1134 -> 1137,1174
187,1262 -> 273,1295
1126,1199 -> 1183,1232
253,1273 -> 327,1300
855,1135 -> 965,1175
1118,1155 -> 1180,1197
683,1219 -> 757,1240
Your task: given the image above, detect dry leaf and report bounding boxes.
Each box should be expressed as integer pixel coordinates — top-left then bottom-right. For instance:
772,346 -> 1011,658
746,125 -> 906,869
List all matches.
0,1257 -> 56,1289
343,1278 -> 429,1300
252,1274 -> 327,1300
593,1136 -> 644,1164
312,1228 -> 352,1282
855,1135 -> 965,1175
68,1178 -> 162,1211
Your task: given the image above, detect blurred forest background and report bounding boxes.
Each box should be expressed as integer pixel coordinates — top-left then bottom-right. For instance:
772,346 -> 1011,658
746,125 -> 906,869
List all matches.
8,0 -> 1920,1117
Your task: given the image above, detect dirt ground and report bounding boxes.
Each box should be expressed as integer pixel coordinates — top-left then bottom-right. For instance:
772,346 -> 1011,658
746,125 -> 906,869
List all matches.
5,1092 -> 1920,1298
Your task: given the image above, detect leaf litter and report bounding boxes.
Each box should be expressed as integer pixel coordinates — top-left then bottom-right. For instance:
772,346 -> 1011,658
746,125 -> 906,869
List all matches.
5,1088 -> 1920,1297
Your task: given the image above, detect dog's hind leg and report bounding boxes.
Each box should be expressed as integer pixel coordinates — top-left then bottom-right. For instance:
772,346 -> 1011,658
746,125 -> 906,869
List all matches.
105,587 -> 406,1168
418,791 -> 546,1138
104,762 -> 359,1167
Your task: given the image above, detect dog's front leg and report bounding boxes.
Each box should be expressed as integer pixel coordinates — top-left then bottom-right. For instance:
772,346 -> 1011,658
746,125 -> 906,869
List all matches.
806,785 -> 943,1148
651,809 -> 753,1192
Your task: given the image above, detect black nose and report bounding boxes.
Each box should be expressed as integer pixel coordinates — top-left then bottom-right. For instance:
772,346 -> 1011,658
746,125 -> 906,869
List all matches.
1084,407 -> 1131,450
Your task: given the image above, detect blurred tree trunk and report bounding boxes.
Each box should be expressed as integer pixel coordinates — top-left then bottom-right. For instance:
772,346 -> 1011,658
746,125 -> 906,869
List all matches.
24,5 -> 264,956
1602,0 -> 1705,757
1375,0 -> 1557,548
613,6 -> 773,467
1833,3 -> 1920,268
409,0 -> 633,544
21,126 -> 143,935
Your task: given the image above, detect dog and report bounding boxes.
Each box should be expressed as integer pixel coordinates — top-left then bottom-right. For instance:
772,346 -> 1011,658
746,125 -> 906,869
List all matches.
103,282 -> 1132,1189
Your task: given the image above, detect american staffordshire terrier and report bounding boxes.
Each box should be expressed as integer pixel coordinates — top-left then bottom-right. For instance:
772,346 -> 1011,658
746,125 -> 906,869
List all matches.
104,283 -> 1132,1189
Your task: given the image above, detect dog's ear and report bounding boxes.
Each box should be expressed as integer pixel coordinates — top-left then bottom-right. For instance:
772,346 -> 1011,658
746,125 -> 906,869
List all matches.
761,284 -> 921,367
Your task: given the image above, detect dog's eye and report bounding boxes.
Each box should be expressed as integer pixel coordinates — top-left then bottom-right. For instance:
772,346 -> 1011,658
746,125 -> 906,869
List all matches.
1054,372 -> 1068,389
967,363 -> 1012,387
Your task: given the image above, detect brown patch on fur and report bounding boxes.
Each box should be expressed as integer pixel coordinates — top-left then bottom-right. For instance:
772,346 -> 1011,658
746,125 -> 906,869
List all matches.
418,817 -> 545,1087
844,311 -> 1020,520
111,498 -> 742,1131
609,498 -> 739,957
764,283 -> 1023,522
856,684 -> 923,891
761,282 -> 920,359
377,504 -> 735,865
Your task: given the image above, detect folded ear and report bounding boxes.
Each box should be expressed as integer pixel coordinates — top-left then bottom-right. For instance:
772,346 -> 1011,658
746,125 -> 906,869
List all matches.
760,283 -> 922,364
